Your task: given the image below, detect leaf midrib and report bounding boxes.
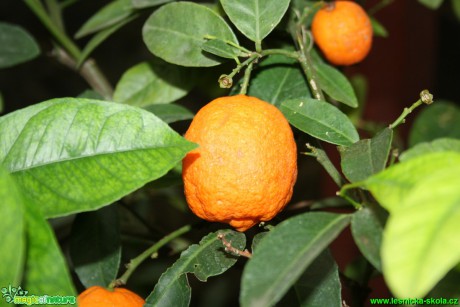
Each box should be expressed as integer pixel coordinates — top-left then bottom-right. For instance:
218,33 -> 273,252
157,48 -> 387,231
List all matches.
6,144 -> 190,173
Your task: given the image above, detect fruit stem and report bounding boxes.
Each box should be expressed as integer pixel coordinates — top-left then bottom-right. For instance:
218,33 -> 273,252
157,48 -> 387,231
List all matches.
260,49 -> 299,59
304,143 -> 346,188
220,54 -> 260,89
337,181 -> 365,209
109,224 -> 192,289
240,62 -> 254,95
388,90 -> 433,129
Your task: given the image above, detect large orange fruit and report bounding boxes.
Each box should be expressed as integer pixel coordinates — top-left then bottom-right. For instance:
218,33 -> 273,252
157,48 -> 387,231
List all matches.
311,1 -> 373,66
182,95 -> 297,232
77,286 -> 144,307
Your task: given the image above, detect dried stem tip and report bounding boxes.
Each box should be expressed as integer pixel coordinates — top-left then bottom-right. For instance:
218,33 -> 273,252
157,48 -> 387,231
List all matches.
217,233 -> 252,258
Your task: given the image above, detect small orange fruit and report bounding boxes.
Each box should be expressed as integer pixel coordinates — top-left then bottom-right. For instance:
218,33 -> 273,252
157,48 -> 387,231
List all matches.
77,286 -> 144,307
182,95 -> 297,232
311,1 -> 373,65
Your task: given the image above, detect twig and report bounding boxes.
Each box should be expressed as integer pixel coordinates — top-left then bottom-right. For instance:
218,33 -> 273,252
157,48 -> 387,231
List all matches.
240,62 -> 254,95
389,90 -> 433,129
217,233 -> 252,258
24,0 -> 113,99
109,224 -> 192,289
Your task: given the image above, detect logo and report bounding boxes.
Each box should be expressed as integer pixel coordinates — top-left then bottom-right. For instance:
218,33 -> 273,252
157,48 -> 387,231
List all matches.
1,285 -> 76,305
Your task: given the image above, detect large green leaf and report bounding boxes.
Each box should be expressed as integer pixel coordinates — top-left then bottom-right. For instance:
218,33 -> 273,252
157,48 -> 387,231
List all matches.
280,98 -> 359,146
339,128 -> 393,182
400,138 -> 460,161
113,60 -> 193,107
0,168 -> 25,287
240,212 -> 351,307
278,249 -> 342,307
75,0 -> 134,38
351,206 -> 385,272
314,61 -> 358,108
145,230 -> 245,307
363,152 -> 460,298
143,2 -> 238,67
69,205 -> 121,288
409,101 -> 460,147
23,205 -> 76,297
219,0 -> 291,43
0,98 -> 196,218
244,55 -> 311,107
0,22 -> 40,69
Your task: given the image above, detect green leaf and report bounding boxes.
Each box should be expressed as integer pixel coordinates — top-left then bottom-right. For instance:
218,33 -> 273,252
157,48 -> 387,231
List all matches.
75,0 -> 134,39
145,230 -> 245,307
0,98 -> 197,218
453,0 -> 460,22
339,128 -> 393,182
418,0 -> 444,9
278,249 -> 342,307
143,2 -> 238,67
363,152 -> 460,297
77,90 -> 104,100
144,104 -> 194,124
314,61 -> 358,108
69,205 -> 121,288
240,212 -> 351,307
351,207 -> 385,271
77,15 -> 137,67
409,101 -> 460,146
370,17 -> 388,37
364,152 -> 460,211
251,232 -> 268,252
0,167 -> 25,287
23,205 -> 76,296
280,98 -> 359,146
201,38 -> 242,59
244,55 -> 311,107
131,0 -> 173,9
219,0 -> 291,43
114,60 -> 194,107
400,138 -> 460,161
310,197 -> 350,210
0,22 -> 40,69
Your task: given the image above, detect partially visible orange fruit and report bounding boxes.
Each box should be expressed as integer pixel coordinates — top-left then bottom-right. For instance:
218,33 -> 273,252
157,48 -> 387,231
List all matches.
312,1 -> 373,65
77,286 -> 144,307
182,95 -> 297,232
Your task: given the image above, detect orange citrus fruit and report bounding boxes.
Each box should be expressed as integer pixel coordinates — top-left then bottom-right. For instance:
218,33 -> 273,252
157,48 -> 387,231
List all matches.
182,95 -> 297,232
311,1 -> 373,65
77,286 -> 144,307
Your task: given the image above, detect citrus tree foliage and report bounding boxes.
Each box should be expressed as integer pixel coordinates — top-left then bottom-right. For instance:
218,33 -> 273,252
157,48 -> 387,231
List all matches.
1,1 -> 459,306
